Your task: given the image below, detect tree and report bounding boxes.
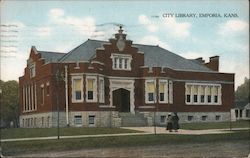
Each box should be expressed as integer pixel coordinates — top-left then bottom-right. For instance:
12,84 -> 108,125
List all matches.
235,77 -> 250,102
0,80 -> 19,128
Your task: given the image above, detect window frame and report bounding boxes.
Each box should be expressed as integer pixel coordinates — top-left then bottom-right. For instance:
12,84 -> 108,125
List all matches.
111,53 -> 132,71
71,76 -> 83,103
86,76 -> 97,102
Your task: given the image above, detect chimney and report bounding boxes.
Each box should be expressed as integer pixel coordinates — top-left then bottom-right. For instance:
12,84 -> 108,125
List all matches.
195,57 -> 205,64
205,56 -> 219,71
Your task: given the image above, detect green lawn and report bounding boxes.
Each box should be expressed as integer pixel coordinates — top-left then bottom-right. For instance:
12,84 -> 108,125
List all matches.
1,127 -> 142,139
2,130 -> 249,156
180,120 -> 250,130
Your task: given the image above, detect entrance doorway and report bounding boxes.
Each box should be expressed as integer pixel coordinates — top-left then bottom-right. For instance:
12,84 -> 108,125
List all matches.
112,88 -> 130,112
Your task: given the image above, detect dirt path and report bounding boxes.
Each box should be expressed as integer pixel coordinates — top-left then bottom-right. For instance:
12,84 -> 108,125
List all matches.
17,141 -> 249,158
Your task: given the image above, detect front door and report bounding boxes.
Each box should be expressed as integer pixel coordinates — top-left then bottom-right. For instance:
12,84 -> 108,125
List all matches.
113,88 -> 130,112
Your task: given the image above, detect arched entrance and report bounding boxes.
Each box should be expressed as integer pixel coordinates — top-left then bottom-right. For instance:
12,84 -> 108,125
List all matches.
113,88 -> 130,112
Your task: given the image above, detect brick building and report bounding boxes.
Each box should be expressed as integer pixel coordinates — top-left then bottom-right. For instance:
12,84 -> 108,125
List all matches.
19,27 -> 234,128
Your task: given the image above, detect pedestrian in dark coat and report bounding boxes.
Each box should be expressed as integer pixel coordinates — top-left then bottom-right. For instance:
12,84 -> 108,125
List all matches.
166,113 -> 173,132
172,112 -> 179,132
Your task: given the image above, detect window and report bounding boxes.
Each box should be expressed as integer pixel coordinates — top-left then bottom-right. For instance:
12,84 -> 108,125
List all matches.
41,117 -> 44,127
29,63 -> 36,78
40,84 -> 44,105
160,116 -> 166,123
89,115 -> 95,125
159,80 -> 168,103
215,115 -> 221,121
47,116 -> 50,127
188,116 -> 193,121
201,116 -> 207,121
207,95 -> 211,103
99,78 -> 105,103
193,86 -> 198,103
72,78 -> 83,102
206,86 -> 212,103
199,86 -> 205,103
111,54 -> 132,70
146,81 -> 155,103
193,95 -> 198,103
200,95 -> 205,103
87,79 -> 94,100
74,115 -> 82,125
235,109 -> 238,118
239,110 -> 242,118
185,84 -> 221,105
186,85 -> 191,103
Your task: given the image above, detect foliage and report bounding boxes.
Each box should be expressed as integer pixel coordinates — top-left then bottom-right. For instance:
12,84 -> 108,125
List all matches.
235,77 -> 250,102
0,80 -> 19,127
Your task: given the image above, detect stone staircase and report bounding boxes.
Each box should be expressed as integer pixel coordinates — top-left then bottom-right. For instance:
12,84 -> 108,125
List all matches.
119,112 -> 147,127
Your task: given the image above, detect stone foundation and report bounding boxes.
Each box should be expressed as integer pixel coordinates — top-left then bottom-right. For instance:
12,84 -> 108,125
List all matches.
141,112 -> 231,126
20,111 -> 230,128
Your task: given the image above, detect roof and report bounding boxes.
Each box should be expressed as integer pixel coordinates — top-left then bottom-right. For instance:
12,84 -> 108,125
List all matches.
234,101 -> 249,109
38,51 -> 65,64
36,39 -> 214,72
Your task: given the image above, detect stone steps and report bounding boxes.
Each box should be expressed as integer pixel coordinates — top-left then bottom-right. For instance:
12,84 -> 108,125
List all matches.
119,112 -> 147,127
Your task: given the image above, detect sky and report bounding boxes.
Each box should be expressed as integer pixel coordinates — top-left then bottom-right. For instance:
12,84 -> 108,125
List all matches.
0,0 -> 249,89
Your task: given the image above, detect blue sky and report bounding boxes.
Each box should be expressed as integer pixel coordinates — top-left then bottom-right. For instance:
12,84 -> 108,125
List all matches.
0,0 -> 249,89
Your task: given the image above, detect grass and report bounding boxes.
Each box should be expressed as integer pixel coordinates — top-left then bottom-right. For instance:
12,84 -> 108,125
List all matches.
1,127 -> 142,139
2,130 -> 249,156
180,120 -> 250,130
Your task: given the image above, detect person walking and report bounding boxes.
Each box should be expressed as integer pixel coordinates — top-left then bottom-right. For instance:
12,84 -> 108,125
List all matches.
172,112 -> 180,132
166,113 -> 173,132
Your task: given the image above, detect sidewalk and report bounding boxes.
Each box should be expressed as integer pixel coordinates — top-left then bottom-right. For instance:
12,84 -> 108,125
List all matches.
1,127 -> 248,142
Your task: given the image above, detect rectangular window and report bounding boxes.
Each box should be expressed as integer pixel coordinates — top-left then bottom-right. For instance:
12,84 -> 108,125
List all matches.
124,59 -> 128,69
87,79 -> 94,100
73,78 -> 82,102
200,95 -> 205,103
188,116 -> 193,121
119,58 -> 122,69
202,116 -> 207,121
214,95 -> 218,103
89,115 -> 95,125
159,81 -> 167,103
186,85 -> 191,103
146,81 -> 155,103
235,109 -> 238,118
215,115 -> 221,121
160,116 -> 166,123
112,54 -> 132,70
240,110 -> 242,118
207,95 -> 211,103
186,95 -> 191,103
148,93 -> 154,101
74,115 -> 82,125
29,63 -> 36,78
193,95 -> 198,103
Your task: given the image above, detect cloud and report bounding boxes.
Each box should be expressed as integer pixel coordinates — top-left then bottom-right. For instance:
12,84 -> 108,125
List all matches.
36,27 -> 51,37
138,15 -> 158,32
138,15 -> 191,38
218,19 -> 248,35
49,8 -> 64,19
48,8 -> 104,37
163,17 -> 191,38
139,35 -> 171,50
